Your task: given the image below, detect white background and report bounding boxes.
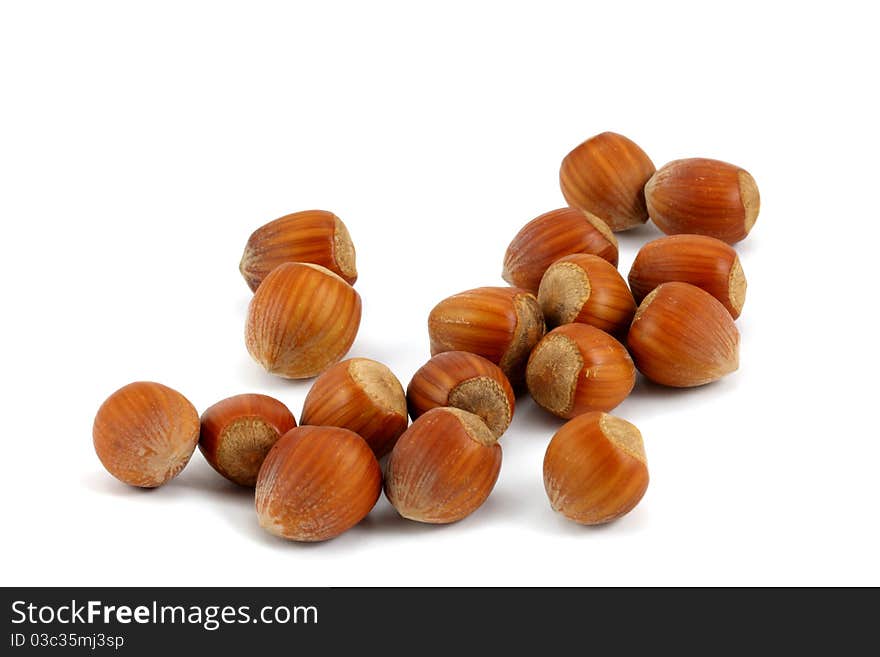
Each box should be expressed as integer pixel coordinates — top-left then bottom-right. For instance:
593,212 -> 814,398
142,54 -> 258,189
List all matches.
2,1 -> 878,586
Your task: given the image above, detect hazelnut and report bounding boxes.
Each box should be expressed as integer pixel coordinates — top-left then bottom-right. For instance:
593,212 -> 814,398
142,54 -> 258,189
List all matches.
560,131 -> 656,231
407,351 -> 515,438
385,408 -> 501,524
92,381 -> 200,488
245,262 -> 362,379
537,253 -> 637,336
526,323 -> 635,419
628,234 -> 747,318
627,281 -> 740,387
255,426 -> 381,542
645,158 -> 760,243
199,393 -> 297,486
502,207 -> 618,293
428,286 -> 545,387
300,358 -> 408,458
239,210 -> 357,292
544,412 -> 648,525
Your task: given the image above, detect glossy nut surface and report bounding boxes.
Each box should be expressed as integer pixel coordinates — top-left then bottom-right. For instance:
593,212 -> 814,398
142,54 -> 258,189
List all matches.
560,131 -> 656,231
544,412 -> 648,525
245,262 -> 361,379
428,286 -> 545,387
255,426 -> 381,542
407,351 -> 515,437
628,234 -> 746,318
300,358 -> 408,458
627,281 -> 740,387
645,158 -> 760,243
526,323 -> 635,419
199,393 -> 297,486
93,381 -> 200,488
538,253 -> 636,336
240,209 -> 357,291
385,408 -> 501,524
502,207 -> 618,293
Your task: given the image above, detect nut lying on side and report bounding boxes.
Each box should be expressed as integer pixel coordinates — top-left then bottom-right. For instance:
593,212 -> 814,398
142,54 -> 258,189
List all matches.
428,286 -> 545,387
544,412 -> 649,525
537,253 -> 637,336
255,426 -> 382,542
300,358 -> 408,458
628,234 -> 747,318
407,351 -> 515,438
627,281 -> 740,387
93,381 -> 200,488
385,408 -> 502,524
560,131 -> 656,232
245,262 -> 362,379
502,207 -> 619,293
645,158 -> 760,244
199,393 -> 297,486
239,209 -> 357,291
526,323 -> 635,419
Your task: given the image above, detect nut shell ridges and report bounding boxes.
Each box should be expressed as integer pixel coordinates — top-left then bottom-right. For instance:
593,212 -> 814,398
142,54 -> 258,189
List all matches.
428,286 -> 545,387
560,131 -> 656,232
300,358 -> 408,458
255,426 -> 381,542
502,207 -> 619,293
544,412 -> 649,525
627,282 -> 740,387
240,210 -> 357,291
385,408 -> 501,524
645,158 -> 760,244
526,323 -> 635,419
245,262 -> 362,379
406,351 -> 515,437
628,234 -> 747,318
538,253 -> 636,335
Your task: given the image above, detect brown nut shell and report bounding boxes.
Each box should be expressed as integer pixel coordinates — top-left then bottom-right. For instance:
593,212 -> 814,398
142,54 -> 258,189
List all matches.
255,425 -> 381,542
300,358 -> 408,458
645,158 -> 760,243
560,131 -> 656,231
93,381 -> 200,488
199,393 -> 297,486
628,234 -> 746,319
502,207 -> 619,293
245,262 -> 362,379
385,408 -> 501,524
526,323 -> 635,419
407,351 -> 515,438
240,210 -> 357,291
544,412 -> 648,525
537,253 -> 637,336
428,286 -> 545,387
627,282 -> 740,387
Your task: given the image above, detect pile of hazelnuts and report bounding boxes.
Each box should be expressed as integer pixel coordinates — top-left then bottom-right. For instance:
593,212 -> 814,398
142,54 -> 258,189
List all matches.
92,132 -> 759,542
